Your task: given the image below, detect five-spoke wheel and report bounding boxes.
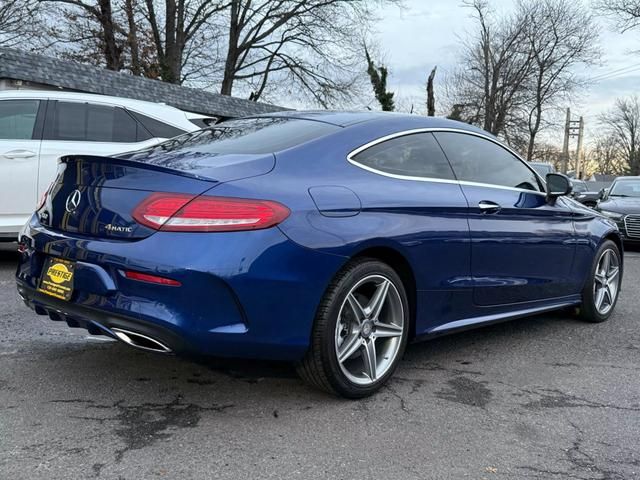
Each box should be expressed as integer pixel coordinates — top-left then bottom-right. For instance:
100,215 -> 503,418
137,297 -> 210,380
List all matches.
579,240 -> 622,323
335,275 -> 404,385
297,258 -> 409,398
593,248 -> 620,315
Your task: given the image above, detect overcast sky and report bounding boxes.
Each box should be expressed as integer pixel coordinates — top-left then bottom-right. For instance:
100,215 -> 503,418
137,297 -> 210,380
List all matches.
374,0 -> 640,143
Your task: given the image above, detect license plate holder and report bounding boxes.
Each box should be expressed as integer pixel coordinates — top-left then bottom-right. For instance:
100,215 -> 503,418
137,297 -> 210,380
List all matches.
38,257 -> 75,301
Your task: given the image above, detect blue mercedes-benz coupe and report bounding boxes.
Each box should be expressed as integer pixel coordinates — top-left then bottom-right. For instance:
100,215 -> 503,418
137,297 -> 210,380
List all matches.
16,112 -> 623,397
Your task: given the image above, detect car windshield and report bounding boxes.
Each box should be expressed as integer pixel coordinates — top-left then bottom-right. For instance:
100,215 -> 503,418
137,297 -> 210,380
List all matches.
530,163 -> 553,176
609,180 -> 640,198
572,181 -> 587,192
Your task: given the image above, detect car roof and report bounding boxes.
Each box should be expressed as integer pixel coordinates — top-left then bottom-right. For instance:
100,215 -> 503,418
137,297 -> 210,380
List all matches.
0,89 -> 188,114
249,110 -> 493,134
613,176 -> 640,181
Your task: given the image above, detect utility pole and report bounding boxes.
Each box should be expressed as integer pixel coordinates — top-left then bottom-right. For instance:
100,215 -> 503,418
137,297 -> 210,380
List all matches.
575,117 -> 584,179
561,108 -> 583,176
562,108 -> 571,174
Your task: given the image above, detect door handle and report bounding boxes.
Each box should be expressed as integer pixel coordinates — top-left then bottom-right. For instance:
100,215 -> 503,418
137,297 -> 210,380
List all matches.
478,201 -> 501,213
2,149 -> 36,159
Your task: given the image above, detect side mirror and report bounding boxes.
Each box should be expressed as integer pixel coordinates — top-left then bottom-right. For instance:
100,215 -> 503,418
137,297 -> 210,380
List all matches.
546,173 -> 572,201
599,188 -> 608,200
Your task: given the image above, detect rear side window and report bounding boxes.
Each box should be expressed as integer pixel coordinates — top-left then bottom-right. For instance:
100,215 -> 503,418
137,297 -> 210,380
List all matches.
0,100 -> 40,140
435,132 -> 541,192
128,111 -> 186,139
351,132 -> 455,180
45,102 -> 150,143
131,117 -> 340,156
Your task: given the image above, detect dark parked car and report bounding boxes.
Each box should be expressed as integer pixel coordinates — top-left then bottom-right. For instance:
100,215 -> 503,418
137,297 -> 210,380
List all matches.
571,180 -> 600,208
16,112 -> 624,397
596,176 -> 640,244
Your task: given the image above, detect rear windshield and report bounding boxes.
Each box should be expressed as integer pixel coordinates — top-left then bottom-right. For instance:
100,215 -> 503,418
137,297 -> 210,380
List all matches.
128,117 -> 340,157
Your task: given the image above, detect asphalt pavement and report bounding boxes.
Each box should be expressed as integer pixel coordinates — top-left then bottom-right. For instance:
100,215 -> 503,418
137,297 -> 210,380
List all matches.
1,242 -> 639,479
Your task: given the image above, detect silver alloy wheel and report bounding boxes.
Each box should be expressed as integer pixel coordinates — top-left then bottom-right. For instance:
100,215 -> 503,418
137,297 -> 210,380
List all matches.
334,274 -> 404,386
593,248 -> 620,315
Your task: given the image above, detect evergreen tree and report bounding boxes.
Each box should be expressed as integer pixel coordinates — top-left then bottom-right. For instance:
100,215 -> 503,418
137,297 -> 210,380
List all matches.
365,47 -> 395,111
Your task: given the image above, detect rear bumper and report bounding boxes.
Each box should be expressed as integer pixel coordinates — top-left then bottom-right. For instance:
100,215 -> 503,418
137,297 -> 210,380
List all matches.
16,285 -> 189,353
16,217 -> 346,361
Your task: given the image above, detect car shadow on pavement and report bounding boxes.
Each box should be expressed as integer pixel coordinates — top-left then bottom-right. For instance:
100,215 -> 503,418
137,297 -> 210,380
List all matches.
0,243 -> 18,263
12,308 -> 577,405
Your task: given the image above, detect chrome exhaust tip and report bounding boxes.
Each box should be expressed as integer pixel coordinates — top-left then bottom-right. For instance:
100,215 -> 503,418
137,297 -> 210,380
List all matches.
111,328 -> 172,354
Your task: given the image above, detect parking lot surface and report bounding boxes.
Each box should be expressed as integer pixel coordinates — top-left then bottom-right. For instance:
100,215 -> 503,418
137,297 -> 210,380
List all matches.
1,243 -> 639,479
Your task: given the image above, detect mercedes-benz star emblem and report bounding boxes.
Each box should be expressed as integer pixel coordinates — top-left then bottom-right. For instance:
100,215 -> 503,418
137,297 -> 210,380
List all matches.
65,189 -> 82,213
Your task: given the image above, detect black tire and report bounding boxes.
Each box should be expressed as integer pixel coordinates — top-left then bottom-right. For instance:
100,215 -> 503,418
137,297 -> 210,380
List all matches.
296,258 -> 410,398
578,240 -> 622,323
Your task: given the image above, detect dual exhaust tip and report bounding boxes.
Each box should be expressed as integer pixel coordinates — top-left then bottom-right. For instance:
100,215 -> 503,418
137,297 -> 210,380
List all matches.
111,327 -> 172,354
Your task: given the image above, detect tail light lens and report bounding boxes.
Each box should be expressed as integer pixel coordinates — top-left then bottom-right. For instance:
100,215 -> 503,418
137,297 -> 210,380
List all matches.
36,183 -> 52,210
132,193 -> 290,232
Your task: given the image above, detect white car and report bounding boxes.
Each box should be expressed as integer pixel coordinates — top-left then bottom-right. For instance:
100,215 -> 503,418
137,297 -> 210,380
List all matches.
0,90 -> 214,239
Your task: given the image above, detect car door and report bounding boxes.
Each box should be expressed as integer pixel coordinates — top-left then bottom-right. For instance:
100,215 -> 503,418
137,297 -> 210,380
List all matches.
434,131 -> 576,306
0,98 -> 45,236
38,100 -> 162,197
347,132 -> 471,332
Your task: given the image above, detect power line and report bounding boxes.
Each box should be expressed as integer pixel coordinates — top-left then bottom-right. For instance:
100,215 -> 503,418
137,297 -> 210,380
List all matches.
590,62 -> 640,82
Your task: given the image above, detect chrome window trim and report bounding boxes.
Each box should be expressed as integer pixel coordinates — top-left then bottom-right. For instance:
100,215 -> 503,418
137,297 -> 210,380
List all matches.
347,127 -> 547,197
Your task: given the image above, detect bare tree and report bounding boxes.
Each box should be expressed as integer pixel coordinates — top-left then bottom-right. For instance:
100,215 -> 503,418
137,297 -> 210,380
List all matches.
38,0 -> 227,83
218,0 -> 388,106
521,0 -> 599,161
450,0 -> 534,136
599,96 -> 640,175
144,0 -> 228,84
40,0 -> 125,70
0,1 -> 42,48
594,0 -> 640,32
587,133 -> 628,175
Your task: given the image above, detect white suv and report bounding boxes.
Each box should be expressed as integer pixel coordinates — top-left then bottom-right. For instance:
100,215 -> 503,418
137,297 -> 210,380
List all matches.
0,90 -> 215,239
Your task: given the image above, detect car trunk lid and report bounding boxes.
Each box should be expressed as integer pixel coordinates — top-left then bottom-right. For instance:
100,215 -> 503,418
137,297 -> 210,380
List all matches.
39,153 -> 274,240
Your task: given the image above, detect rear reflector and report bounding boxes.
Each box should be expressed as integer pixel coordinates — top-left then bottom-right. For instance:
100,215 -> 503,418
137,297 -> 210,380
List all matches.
132,193 -> 290,232
123,270 -> 181,286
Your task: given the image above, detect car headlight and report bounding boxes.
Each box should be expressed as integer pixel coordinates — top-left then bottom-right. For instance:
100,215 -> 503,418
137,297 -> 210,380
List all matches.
599,210 -> 624,220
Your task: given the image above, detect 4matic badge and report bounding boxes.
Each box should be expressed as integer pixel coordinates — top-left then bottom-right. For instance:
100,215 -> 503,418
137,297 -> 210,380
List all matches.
105,224 -> 133,233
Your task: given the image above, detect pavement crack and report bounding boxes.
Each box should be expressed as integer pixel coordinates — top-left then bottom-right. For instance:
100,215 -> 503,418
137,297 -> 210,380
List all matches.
383,383 -> 410,413
522,388 -> 640,412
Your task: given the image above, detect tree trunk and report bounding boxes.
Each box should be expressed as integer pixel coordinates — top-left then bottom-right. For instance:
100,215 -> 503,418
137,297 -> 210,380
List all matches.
220,0 -> 241,96
527,105 -> 542,161
160,0 -> 180,83
426,66 -> 436,116
125,0 -> 141,75
97,0 -> 122,70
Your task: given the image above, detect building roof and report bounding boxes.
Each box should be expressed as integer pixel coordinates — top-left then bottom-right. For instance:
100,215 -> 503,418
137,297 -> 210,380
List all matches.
0,47 -> 285,118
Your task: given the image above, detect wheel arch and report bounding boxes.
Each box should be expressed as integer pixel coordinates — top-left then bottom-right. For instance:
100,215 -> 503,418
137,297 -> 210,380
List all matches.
350,246 -> 418,339
603,230 -> 624,269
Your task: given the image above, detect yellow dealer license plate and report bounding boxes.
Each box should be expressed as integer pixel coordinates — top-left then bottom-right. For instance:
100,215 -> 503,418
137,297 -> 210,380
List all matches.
38,258 -> 75,301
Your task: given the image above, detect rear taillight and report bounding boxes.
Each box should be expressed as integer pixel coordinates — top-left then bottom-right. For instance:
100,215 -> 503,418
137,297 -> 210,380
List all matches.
36,184 -> 52,210
132,193 -> 290,232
